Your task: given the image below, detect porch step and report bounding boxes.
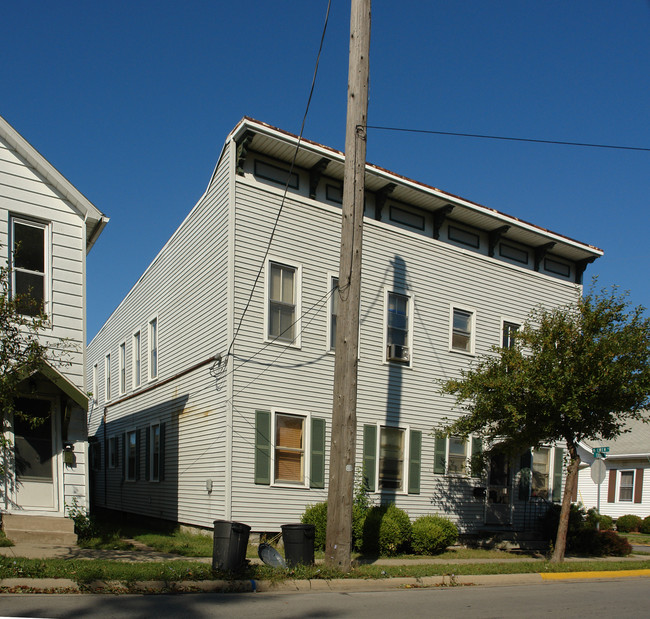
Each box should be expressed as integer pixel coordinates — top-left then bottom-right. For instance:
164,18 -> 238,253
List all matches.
2,514 -> 77,545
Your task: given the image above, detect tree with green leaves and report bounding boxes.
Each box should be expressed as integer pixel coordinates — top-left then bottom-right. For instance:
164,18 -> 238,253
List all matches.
440,285 -> 650,563
0,261 -> 51,480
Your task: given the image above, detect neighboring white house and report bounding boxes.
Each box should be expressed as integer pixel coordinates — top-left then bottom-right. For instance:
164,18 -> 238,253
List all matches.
576,417 -> 650,519
0,114 -> 108,526
87,117 -> 602,534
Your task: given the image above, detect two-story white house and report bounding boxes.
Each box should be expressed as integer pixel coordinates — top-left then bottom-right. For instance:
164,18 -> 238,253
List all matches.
1,115 -> 107,541
87,117 -> 601,535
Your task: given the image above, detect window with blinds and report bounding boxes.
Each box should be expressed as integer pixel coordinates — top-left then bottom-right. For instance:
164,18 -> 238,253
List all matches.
275,413 -> 305,483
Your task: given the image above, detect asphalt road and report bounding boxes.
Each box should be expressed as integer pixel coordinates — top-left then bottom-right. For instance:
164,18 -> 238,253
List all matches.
1,577 -> 648,618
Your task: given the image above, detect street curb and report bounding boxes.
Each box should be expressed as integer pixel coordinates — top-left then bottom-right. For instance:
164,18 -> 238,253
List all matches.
1,569 -> 649,594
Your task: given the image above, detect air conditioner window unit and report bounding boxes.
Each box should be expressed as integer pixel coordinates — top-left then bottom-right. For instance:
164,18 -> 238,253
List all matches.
387,344 -> 409,362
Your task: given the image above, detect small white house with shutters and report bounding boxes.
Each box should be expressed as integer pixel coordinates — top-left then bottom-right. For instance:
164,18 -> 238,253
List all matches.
86,117 -> 602,534
0,114 -> 107,535
576,418 -> 650,519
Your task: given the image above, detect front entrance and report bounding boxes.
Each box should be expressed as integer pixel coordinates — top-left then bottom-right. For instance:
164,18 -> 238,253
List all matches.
485,452 -> 512,525
11,397 -> 61,512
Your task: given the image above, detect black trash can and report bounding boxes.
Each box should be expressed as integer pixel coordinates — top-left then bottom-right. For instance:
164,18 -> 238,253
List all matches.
212,520 -> 251,572
281,523 -> 315,567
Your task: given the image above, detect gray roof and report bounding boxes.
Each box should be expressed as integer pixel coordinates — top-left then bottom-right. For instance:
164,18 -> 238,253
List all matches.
581,415 -> 650,458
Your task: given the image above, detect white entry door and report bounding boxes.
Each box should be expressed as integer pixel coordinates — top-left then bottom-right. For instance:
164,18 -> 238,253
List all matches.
12,397 -> 60,511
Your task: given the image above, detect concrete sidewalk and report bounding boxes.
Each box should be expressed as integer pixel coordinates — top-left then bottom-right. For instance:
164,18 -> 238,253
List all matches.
1,539 -> 649,594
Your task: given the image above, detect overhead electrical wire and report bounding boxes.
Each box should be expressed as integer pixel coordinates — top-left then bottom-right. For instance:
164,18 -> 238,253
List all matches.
227,0 -> 332,358
365,125 -> 650,153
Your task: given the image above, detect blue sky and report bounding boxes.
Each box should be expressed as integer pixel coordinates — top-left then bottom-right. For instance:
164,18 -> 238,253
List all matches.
2,1 -> 649,341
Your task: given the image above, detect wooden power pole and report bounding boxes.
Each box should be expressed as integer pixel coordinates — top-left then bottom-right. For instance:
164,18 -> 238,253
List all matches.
325,0 -> 371,572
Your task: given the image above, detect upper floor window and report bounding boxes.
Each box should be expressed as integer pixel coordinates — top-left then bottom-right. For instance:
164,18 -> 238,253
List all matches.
451,307 -> 474,354
10,217 -> 48,316
133,330 -> 141,388
148,317 -> 158,379
502,321 -> 519,349
104,353 -> 111,402
92,363 -> 98,404
267,261 -> 299,344
119,342 -> 126,395
385,290 -> 411,364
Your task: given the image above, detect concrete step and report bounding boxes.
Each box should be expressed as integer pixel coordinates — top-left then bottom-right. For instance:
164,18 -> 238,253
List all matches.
2,514 -> 77,545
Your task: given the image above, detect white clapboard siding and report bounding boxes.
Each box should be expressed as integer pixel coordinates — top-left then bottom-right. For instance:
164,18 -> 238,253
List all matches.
87,142 -> 233,526
1,128 -> 91,512
228,174 -> 580,531
88,121 -> 599,533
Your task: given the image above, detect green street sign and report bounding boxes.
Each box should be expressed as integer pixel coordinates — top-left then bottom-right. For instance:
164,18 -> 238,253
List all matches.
592,446 -> 610,456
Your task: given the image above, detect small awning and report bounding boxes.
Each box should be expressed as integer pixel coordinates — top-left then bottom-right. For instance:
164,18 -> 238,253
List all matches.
28,362 -> 89,409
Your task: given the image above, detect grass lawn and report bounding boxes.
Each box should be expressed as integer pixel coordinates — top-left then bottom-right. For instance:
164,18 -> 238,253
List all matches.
620,532 -> 650,546
1,555 -> 649,585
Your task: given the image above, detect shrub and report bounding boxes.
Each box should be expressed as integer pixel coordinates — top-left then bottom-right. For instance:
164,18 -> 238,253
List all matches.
640,515 -> 650,535
411,515 -> 458,555
301,495 -> 371,552
585,508 -> 614,531
301,502 -> 328,551
66,497 -> 96,541
361,504 -> 412,556
540,502 -> 586,543
571,528 -> 632,556
615,514 -> 643,533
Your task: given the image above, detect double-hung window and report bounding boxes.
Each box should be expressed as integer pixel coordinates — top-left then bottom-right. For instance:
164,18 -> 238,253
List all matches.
274,413 -> 305,484
619,471 -> 634,502
531,448 -> 550,498
267,261 -> 299,344
363,424 -> 422,494
254,410 -> 326,489
92,363 -> 98,405
379,427 -> 405,490
125,430 -> 137,481
104,353 -> 111,402
133,330 -> 141,388
502,321 -> 519,349
108,437 -> 118,468
10,217 -> 48,316
434,435 -> 482,477
385,290 -> 411,363
119,342 -> 126,395
148,317 -> 158,380
451,307 -> 474,354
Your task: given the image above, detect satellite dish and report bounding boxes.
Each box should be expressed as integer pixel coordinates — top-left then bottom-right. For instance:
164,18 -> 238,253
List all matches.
258,543 -> 286,568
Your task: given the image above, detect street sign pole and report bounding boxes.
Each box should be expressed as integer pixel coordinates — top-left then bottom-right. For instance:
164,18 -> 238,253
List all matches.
590,456 -> 607,531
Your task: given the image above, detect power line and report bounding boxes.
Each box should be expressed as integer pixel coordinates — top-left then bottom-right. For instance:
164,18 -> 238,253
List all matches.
365,125 -> 650,153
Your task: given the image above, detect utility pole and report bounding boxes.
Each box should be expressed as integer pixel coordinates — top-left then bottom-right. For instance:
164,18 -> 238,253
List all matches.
325,0 -> 371,572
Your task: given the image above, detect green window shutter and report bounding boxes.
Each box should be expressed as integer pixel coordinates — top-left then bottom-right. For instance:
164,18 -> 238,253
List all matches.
145,427 -> 151,481
434,436 -> 447,474
135,429 -> 142,481
310,417 -> 326,489
159,422 -> 166,481
518,450 -> 532,501
363,424 -> 377,492
408,430 -> 422,494
552,447 -> 564,502
255,410 -> 272,485
471,436 -> 483,478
